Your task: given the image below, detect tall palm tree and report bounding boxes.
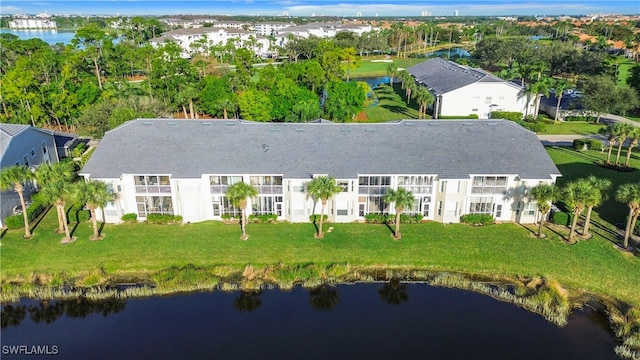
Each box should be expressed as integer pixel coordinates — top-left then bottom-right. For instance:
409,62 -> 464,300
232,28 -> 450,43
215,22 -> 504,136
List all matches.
307,176 -> 342,239
37,180 -> 74,243
413,87 -> 434,119
35,161 -> 76,234
614,123 -> 634,166
529,183 -> 557,237
599,124 -> 618,165
383,187 -> 415,240
0,165 -> 35,239
563,179 -> 596,243
615,182 -> 640,250
528,77 -> 553,117
624,127 -> 640,168
385,63 -> 398,86
552,79 -> 572,122
225,182 -> 258,240
582,176 -> 612,236
74,180 -> 116,240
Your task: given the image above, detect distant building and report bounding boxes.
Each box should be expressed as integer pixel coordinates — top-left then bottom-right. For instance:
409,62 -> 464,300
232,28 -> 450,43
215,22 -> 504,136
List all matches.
254,22 -> 294,36
9,18 -> 57,29
407,58 -> 534,119
421,11 -> 432,17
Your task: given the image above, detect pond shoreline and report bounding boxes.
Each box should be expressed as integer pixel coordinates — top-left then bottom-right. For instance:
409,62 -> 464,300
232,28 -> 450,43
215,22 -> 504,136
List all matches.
3,266 -> 638,358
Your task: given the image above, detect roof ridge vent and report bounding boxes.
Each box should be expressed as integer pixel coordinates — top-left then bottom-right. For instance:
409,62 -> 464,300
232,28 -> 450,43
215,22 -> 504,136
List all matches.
294,128 -> 305,132
201,121 -> 213,126
224,121 -> 236,126
167,121 -> 178,126
404,122 -> 416,126
142,121 -> 154,126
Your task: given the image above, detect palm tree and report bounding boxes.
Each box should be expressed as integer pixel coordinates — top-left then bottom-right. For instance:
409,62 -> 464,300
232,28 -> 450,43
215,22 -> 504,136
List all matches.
35,161 -> 76,234
385,63 -> 398,86
528,77 -> 553,117
552,79 -> 572,122
529,183 -> 557,237
624,127 -> 640,168
582,176 -> 611,236
0,165 -> 35,239
599,124 -> 618,164
74,180 -> 116,240
414,87 -> 434,119
614,123 -> 634,166
563,179 -> 596,243
307,176 -> 342,239
383,187 -> 415,240
615,182 -> 640,250
37,180 -> 74,243
225,182 -> 258,240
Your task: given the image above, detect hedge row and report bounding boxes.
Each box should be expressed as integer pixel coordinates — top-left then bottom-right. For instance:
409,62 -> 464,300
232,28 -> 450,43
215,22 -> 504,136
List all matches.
364,213 -> 424,224
248,213 -> 278,223
121,213 -> 138,223
146,213 -> 183,224
460,214 -> 495,225
490,111 -> 523,121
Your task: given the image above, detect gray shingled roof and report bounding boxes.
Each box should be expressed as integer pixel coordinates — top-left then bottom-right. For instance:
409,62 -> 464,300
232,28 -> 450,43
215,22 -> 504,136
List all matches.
407,58 -> 521,95
81,119 -> 560,181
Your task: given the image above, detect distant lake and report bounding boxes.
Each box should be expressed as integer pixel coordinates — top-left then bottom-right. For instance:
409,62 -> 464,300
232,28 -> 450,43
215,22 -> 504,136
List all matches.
0,29 -> 75,45
1,283 -> 619,359
427,47 -> 471,58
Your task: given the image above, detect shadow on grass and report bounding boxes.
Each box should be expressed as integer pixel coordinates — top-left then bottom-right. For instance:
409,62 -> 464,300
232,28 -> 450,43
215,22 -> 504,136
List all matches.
30,205 -> 53,234
0,228 -> 7,239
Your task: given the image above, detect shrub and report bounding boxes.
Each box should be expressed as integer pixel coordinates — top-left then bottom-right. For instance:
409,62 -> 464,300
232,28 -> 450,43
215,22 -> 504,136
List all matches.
121,213 -> 138,223
524,122 -> 546,133
72,208 -> 91,223
146,213 -> 182,224
309,214 -> 329,223
72,142 -> 87,158
364,213 -> 386,223
565,116 -> 595,122
572,138 -> 603,151
438,114 -> 479,119
460,213 -> 495,225
4,201 -> 48,229
491,111 -> 523,121
552,211 -> 572,226
248,213 -> 278,223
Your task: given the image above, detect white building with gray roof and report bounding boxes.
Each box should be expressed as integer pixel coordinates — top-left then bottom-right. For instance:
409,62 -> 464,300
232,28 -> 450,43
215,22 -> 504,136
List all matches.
80,119 -> 560,225
407,58 -> 535,119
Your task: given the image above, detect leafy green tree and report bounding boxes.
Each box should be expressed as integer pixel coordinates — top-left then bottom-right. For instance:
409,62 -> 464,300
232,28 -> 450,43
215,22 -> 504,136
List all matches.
615,182 -> 640,249
383,187 -> 415,240
286,99 -> 322,122
0,166 -> 35,238
307,176 -> 342,239
563,179 -> 596,243
225,182 -> 258,240
581,75 -> 637,123
582,176 -> 611,236
323,80 -> 366,122
72,24 -> 114,91
238,90 -> 272,122
529,183 -> 557,237
74,180 -> 116,240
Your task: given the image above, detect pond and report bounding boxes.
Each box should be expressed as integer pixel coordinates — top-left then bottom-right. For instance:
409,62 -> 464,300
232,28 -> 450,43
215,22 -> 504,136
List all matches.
351,76 -> 395,88
426,47 -> 471,58
1,283 -> 619,359
0,29 -> 76,45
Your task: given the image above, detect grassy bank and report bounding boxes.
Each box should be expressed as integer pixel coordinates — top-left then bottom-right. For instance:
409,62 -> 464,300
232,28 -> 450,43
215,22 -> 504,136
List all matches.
1,205 -> 639,306
360,84 -> 422,121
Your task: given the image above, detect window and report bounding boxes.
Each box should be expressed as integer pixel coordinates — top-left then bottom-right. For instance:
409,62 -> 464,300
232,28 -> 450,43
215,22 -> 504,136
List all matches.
249,175 -> 283,195
469,197 -> 495,214
30,149 -> 36,158
252,196 -> 283,215
397,176 -> 434,194
136,196 -> 174,217
135,175 -> 171,193
337,180 -> 349,192
524,202 -> 536,216
23,155 -> 29,167
336,209 -> 348,216
437,201 -> 443,216
485,96 -> 492,104
471,176 -> 507,195
210,175 -> 243,194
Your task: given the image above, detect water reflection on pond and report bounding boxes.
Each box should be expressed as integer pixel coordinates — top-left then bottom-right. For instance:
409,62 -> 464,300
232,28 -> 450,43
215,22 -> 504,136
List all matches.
2,283 -> 618,360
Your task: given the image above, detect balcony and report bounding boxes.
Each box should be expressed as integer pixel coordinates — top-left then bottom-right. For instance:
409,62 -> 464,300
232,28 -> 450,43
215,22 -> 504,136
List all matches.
135,185 -> 172,193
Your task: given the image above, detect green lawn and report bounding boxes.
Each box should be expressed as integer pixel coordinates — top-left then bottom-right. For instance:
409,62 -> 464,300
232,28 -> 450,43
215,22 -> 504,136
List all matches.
360,84 -> 422,121
538,121 -> 606,135
547,146 -> 640,225
350,56 -> 428,77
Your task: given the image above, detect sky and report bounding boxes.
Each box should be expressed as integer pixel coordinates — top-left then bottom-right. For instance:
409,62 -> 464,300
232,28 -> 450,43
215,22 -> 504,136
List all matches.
1,0 -> 639,17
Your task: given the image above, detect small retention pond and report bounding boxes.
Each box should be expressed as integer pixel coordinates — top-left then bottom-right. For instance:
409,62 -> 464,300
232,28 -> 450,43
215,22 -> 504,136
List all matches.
1,283 -> 618,359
